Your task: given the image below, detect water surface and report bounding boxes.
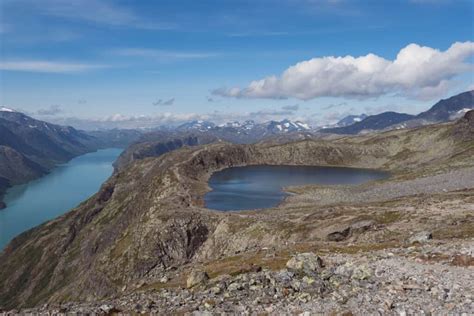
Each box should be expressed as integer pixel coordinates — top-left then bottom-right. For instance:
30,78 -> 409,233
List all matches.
0,148 -> 122,249
205,165 -> 388,211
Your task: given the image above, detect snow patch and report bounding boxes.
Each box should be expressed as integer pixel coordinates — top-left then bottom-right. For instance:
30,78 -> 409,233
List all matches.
0,107 -> 15,112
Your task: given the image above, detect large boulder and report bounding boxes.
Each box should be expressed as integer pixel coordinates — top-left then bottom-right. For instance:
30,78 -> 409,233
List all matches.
286,253 -> 323,276
186,271 -> 209,288
326,220 -> 375,242
464,110 -> 474,123
408,231 -> 432,244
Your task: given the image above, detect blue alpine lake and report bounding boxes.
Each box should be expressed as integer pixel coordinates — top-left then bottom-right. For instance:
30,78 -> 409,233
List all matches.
205,165 -> 389,211
0,148 -> 122,250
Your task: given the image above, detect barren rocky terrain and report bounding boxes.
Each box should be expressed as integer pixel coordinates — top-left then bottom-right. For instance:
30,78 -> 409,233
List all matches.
1,111 -> 473,314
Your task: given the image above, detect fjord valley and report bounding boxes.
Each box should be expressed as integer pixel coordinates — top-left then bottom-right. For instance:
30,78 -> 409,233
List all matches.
0,104 -> 473,314
0,147 -> 122,249
1,0 -> 473,313
0,108 -> 141,209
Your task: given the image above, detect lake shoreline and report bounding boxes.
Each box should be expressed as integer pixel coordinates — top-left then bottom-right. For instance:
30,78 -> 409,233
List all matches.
205,165 -> 389,211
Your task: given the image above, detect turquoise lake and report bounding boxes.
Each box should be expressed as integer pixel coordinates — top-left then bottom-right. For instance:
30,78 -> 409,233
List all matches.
0,148 -> 122,250
205,165 -> 389,211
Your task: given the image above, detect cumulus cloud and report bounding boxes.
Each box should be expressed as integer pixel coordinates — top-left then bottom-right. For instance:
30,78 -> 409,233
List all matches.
213,41 -> 474,101
0,60 -> 107,73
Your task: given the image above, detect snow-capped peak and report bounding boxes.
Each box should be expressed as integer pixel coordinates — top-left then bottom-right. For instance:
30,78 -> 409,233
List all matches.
267,119 -> 311,133
0,107 -> 16,112
457,108 -> 472,114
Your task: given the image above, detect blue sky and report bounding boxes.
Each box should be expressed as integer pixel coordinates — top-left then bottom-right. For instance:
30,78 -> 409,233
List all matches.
0,0 -> 473,129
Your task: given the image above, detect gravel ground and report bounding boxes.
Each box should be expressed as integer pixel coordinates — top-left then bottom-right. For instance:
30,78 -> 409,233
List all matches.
288,166 -> 474,207
7,240 -> 473,315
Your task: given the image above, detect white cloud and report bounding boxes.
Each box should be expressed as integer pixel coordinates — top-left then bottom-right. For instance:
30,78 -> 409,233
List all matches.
213,41 -> 474,101
0,60 -> 107,73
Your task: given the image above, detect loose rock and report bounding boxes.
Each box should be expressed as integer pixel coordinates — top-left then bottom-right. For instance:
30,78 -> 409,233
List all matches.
187,271 -> 209,288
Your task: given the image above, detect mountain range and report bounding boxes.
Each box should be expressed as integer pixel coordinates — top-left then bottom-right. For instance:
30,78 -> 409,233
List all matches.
1,90 -> 471,208
171,91 -> 473,137
175,118 -> 311,143
321,90 -> 474,134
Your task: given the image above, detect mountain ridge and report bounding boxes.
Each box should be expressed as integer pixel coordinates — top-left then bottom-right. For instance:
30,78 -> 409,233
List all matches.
321,90 -> 474,134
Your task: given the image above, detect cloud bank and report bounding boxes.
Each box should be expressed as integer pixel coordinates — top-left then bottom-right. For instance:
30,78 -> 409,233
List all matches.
213,41 -> 474,100
48,103 -> 303,130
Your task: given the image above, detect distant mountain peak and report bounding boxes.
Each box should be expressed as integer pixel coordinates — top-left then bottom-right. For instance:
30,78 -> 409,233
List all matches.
267,119 -> 310,133
176,120 -> 216,132
335,114 -> 368,127
321,111 -> 415,135
0,107 -> 16,113
417,90 -> 474,122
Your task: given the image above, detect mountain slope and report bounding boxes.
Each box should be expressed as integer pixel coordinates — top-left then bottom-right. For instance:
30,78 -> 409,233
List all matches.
321,90 -> 474,135
0,110 -> 95,164
114,131 -> 220,171
335,114 -> 368,127
417,90 -> 474,121
0,110 -> 104,206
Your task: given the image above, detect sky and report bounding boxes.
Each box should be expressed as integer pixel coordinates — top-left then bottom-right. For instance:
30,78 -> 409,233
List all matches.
0,0 -> 473,129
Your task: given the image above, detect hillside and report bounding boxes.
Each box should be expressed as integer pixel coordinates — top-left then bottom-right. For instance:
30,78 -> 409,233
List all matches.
1,111 -> 472,313
114,131 -> 219,171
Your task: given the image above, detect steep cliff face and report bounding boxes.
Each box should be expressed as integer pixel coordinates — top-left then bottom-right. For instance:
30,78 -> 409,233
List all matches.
0,117 -> 472,309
